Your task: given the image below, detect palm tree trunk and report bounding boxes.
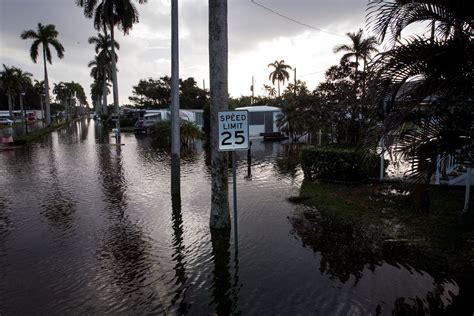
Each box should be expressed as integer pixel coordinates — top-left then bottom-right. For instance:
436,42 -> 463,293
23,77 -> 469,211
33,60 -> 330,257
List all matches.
96,95 -> 101,115
109,24 -> 120,142
43,46 -> 51,126
102,79 -> 108,115
7,93 -> 13,118
19,93 -> 26,133
278,81 -> 280,97
209,0 -> 230,229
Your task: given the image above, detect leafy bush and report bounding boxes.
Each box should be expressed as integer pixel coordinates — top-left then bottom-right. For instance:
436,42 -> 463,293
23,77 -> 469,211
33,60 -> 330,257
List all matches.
152,120 -> 203,146
300,147 -> 383,182
120,117 -> 136,127
152,121 -> 171,144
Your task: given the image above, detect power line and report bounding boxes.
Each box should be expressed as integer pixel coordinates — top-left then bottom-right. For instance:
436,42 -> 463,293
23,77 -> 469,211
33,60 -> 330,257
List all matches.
300,69 -> 327,77
250,0 -> 345,38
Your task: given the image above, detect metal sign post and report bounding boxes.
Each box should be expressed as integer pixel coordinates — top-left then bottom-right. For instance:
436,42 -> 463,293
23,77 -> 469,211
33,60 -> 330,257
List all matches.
218,110 -> 249,252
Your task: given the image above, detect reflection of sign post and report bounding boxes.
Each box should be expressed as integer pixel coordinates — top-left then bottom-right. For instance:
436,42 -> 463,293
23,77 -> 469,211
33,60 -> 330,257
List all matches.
218,110 -> 249,252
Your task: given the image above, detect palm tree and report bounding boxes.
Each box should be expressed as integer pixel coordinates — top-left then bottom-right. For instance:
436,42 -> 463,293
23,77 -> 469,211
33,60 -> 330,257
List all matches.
209,0 -> 230,229
53,82 -> 69,120
0,64 -> 18,118
90,81 -> 103,114
263,84 -> 277,99
21,23 -> 65,126
88,55 -> 112,115
88,32 -> 118,116
13,68 -> 33,132
333,28 -> 378,97
76,0 -> 147,141
33,79 -> 45,120
88,32 -> 119,62
367,0 -> 473,209
268,60 -> 292,97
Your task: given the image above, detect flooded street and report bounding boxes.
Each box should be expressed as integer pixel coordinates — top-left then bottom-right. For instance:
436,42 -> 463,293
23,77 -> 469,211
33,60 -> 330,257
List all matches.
0,119 -> 469,314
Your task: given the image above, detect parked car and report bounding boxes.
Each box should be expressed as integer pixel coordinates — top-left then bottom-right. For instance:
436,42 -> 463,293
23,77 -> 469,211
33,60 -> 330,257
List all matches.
134,113 -> 162,134
0,118 -> 14,126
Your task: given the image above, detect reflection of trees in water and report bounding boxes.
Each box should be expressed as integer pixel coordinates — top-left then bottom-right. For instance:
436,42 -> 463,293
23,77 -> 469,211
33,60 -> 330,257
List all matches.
94,122 -> 108,143
95,137 -> 154,309
170,194 -> 191,314
40,138 -> 76,232
0,197 -> 11,237
57,121 -> 80,143
0,196 -> 12,262
134,135 -> 201,174
274,144 -> 300,179
291,210 -> 381,284
210,228 -> 240,315
290,207 -> 474,314
79,119 -> 89,142
390,289 -> 447,315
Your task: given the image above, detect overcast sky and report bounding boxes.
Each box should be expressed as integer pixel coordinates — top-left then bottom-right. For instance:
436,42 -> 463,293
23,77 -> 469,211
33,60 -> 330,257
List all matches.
0,0 -> 370,106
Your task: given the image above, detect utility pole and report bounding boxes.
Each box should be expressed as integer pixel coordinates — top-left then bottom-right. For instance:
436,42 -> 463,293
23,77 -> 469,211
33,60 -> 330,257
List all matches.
294,68 -> 297,93
171,0 -> 181,197
251,76 -> 254,104
203,79 -> 206,90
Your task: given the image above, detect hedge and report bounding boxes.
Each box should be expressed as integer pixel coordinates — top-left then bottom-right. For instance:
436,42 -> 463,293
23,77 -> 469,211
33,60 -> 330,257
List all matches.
300,147 -> 384,182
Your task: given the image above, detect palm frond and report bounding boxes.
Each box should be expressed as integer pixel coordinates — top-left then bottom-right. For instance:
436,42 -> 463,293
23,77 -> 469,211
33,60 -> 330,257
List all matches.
49,39 -> 65,59
20,30 -> 38,40
30,40 -> 40,63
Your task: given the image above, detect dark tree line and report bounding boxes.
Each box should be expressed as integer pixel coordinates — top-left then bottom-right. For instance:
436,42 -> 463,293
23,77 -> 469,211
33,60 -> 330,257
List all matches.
129,76 -> 208,110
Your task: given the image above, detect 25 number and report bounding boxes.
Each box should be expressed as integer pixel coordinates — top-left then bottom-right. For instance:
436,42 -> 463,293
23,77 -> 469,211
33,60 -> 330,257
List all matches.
221,131 -> 245,146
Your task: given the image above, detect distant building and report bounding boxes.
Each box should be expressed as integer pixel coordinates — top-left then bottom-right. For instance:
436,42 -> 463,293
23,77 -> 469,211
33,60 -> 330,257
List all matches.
235,105 -> 282,137
138,108 -> 204,130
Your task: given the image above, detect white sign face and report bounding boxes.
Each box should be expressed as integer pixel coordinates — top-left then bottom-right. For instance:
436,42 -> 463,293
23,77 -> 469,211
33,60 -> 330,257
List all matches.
218,110 -> 249,151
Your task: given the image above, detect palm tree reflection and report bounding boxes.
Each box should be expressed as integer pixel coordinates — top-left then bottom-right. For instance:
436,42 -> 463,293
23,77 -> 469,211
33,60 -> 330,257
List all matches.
210,228 -> 239,315
40,137 -> 76,233
95,130 -> 153,310
170,194 -> 190,313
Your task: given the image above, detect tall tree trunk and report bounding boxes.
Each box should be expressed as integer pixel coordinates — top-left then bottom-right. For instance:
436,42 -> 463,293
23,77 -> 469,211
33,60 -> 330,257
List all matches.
7,93 -> 13,118
40,95 -> 44,122
102,79 -> 108,115
19,92 -> 26,133
209,0 -> 230,229
96,95 -> 101,115
278,81 -> 280,97
109,24 -> 120,142
43,46 -> 51,126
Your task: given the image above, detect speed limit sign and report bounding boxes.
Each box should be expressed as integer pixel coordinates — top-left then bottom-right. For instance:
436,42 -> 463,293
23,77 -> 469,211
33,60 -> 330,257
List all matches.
218,110 -> 249,151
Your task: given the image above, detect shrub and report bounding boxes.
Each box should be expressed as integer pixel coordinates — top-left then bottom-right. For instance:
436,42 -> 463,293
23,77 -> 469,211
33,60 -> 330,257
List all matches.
152,121 -> 171,144
300,146 -> 383,182
120,117 -> 136,128
151,120 -> 203,146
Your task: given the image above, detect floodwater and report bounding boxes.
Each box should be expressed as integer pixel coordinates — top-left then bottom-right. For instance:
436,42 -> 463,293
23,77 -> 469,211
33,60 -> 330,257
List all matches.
0,119 -> 471,315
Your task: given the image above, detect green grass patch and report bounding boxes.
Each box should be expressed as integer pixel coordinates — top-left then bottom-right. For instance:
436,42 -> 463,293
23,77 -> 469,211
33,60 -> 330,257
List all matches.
298,181 -> 474,270
13,119 -> 75,145
120,126 -> 135,133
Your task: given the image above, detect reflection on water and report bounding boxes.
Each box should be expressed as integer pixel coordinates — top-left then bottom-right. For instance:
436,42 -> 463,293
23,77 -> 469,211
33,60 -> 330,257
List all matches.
170,194 -> 191,314
40,137 -> 76,234
0,119 -> 472,314
290,206 -> 466,314
210,228 -> 234,315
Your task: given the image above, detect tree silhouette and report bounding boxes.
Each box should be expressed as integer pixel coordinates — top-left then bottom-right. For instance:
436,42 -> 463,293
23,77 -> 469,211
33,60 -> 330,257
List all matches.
21,23 -> 65,126
268,60 -> 292,97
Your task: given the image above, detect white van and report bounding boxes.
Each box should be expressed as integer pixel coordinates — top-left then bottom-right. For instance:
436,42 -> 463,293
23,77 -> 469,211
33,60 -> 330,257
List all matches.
134,112 -> 162,133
